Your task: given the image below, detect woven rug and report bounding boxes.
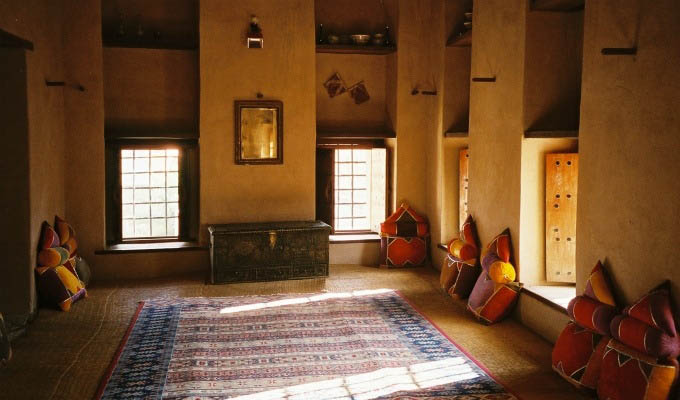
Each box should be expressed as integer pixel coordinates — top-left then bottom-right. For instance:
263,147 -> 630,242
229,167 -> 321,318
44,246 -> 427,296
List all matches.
97,289 -> 517,399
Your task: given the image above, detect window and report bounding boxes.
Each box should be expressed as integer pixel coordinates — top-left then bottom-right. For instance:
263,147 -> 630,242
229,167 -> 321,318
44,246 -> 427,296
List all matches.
316,146 -> 387,234
120,148 -> 180,239
106,139 -> 198,244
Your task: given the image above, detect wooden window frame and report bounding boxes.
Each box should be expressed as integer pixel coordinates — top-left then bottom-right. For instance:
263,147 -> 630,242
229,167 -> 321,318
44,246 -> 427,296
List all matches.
316,141 -> 389,235
105,138 -> 199,245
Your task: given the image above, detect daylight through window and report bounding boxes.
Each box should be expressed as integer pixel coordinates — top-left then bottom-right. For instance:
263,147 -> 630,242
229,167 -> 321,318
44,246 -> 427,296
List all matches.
333,148 -> 386,232
121,148 -> 180,239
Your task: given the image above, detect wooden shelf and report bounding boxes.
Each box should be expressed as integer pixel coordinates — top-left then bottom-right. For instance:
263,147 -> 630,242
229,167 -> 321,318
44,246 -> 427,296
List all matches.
444,131 -> 469,138
317,127 -> 396,139
316,44 -> 396,55
103,39 -> 198,51
524,130 -> 578,138
531,0 -> 585,12
447,30 -> 471,47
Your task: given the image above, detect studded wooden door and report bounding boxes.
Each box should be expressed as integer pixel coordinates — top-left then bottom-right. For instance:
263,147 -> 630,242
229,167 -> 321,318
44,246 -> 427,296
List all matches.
546,153 -> 578,283
459,148 -> 469,227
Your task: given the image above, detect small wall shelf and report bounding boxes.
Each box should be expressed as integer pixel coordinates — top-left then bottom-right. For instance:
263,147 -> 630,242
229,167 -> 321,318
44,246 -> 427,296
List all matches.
447,30 -> 471,47
524,130 -> 578,139
444,131 -> 469,138
531,0 -> 585,12
103,39 -> 198,51
316,44 -> 396,55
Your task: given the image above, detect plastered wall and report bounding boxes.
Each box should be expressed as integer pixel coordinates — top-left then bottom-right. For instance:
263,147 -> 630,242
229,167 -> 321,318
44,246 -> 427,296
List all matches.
0,0 -> 66,328
467,0 -> 527,271
200,0 -> 316,233
576,0 -> 680,307
316,53 -> 387,131
394,0 -> 445,251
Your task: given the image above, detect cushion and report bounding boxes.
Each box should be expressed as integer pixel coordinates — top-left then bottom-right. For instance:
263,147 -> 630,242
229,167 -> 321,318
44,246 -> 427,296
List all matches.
610,315 -> 680,360
75,256 -> 91,286
37,246 -> 70,267
568,295 -> 618,336
584,260 -> 616,307
0,312 -> 10,366
467,228 -> 521,324
380,203 -> 429,237
440,254 -> 480,299
36,264 -> 86,312
597,338 -> 678,400
552,322 -> 608,389
55,215 -> 78,256
380,236 -> 427,268
39,221 -> 60,250
446,215 -> 480,260
623,282 -> 677,338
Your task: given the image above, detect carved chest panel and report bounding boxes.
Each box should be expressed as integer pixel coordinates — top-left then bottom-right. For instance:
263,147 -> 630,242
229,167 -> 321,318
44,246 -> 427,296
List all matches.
208,221 -> 331,284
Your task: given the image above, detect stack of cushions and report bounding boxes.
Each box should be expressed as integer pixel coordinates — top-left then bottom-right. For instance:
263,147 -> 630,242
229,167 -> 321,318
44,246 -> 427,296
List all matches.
597,282 -> 679,400
0,312 -> 10,366
35,218 -> 87,311
467,228 -> 522,324
440,215 -> 481,299
552,263 -> 680,399
379,203 -> 430,268
552,261 -> 617,390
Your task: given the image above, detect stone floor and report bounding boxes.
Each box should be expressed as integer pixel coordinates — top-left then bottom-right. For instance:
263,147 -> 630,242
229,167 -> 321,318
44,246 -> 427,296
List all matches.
0,264 -> 590,399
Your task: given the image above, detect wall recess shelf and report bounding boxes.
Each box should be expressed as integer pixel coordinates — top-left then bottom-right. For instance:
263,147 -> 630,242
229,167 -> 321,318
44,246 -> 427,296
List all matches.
316,44 -> 396,55
447,30 -> 471,47
103,39 -> 198,51
444,131 -> 468,138
524,130 -> 578,138
317,127 -> 396,139
531,0 -> 585,12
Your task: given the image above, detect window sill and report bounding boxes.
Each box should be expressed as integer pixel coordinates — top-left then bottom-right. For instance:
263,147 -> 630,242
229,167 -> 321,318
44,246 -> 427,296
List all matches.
330,233 -> 380,244
523,284 -> 576,315
95,241 -> 207,254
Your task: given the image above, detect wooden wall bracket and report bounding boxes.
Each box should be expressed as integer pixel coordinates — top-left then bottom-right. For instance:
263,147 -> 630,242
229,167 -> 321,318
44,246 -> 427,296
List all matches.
472,77 -> 496,82
601,47 -> 637,55
45,80 -> 85,91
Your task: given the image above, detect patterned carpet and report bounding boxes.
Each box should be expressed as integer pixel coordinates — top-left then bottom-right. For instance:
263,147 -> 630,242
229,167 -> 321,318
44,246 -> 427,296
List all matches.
97,289 -> 516,399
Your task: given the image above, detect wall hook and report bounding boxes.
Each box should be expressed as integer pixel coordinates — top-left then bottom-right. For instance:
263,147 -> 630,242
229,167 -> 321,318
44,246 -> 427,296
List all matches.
45,79 -> 85,91
256,92 -> 264,98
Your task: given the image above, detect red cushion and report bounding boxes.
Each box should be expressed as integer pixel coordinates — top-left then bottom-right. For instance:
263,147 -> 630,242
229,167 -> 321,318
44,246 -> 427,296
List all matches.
39,222 -> 60,250
568,295 -> 618,335
623,282 -> 677,337
380,203 -> 429,237
552,322 -> 608,389
445,257 -> 481,300
380,236 -> 427,268
598,338 -> 678,400
611,315 -> 680,360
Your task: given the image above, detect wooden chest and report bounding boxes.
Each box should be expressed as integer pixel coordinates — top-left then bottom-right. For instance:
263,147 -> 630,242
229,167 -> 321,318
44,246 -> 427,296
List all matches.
208,221 -> 331,284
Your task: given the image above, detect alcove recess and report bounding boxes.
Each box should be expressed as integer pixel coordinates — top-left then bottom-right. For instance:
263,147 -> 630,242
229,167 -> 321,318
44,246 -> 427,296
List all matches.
315,0 -> 398,141
519,0 -> 583,286
439,0 -> 472,243
443,0 -> 472,138
102,0 -> 198,139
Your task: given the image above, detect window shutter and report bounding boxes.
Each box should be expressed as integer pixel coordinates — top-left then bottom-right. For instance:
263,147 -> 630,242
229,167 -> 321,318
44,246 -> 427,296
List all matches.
315,148 -> 334,231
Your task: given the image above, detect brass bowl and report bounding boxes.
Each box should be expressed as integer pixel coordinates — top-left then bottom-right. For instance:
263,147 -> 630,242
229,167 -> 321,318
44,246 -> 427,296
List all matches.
351,34 -> 371,45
